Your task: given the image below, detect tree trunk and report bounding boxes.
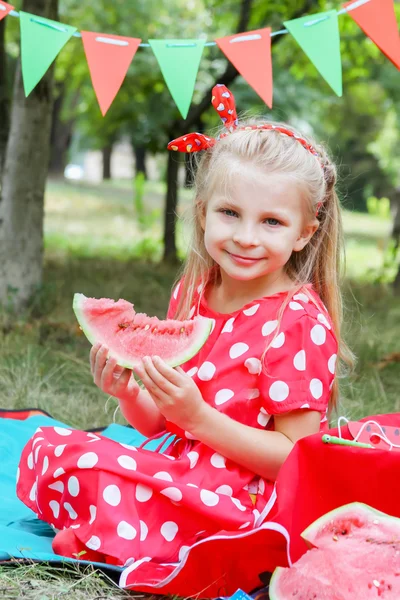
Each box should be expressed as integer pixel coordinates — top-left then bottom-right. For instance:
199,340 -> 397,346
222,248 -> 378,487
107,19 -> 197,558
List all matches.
102,144 -> 112,180
0,0 -> 58,310
162,0 -> 319,263
163,151 -> 180,264
0,17 -> 9,182
134,144 -> 147,178
48,82 -> 74,176
390,188 -> 400,294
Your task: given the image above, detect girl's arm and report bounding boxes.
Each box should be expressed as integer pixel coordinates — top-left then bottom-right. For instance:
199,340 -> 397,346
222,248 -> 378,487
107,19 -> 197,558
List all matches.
191,405 -> 321,480
118,389 -> 166,437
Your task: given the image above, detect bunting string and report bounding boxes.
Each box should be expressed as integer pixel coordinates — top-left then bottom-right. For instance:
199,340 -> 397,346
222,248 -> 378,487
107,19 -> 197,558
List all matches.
0,0 -> 399,118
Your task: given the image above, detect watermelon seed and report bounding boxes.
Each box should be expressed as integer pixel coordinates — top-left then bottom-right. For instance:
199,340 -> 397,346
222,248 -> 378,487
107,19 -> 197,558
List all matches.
373,520 -> 380,525
332,535 -> 338,541
373,580 -> 380,587
118,322 -> 130,329
144,324 -> 150,331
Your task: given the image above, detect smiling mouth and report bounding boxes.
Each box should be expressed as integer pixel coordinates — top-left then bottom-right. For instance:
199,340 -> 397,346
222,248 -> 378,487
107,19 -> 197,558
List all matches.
228,252 -> 264,262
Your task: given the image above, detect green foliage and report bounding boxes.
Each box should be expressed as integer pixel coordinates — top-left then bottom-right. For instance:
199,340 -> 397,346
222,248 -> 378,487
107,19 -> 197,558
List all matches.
366,196 -> 391,221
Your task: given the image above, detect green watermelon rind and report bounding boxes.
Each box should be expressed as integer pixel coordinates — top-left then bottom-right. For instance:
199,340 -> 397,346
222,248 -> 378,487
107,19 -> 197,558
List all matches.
301,501 -> 400,549
268,502 -> 400,599
73,292 -> 213,369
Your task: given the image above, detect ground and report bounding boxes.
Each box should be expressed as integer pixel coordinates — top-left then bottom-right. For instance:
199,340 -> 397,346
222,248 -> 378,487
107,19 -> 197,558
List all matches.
0,178 -> 398,599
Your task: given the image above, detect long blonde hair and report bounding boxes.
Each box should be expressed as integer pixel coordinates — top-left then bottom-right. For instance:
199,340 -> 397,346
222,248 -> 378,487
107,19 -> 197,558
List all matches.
172,118 -> 354,410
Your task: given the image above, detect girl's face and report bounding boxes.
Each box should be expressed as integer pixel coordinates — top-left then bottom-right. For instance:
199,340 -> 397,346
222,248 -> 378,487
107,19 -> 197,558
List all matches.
200,170 -> 319,284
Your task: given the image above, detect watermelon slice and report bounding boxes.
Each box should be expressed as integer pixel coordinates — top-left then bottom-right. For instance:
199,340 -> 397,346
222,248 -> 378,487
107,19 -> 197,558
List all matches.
269,503 -> 400,599
73,293 -> 213,369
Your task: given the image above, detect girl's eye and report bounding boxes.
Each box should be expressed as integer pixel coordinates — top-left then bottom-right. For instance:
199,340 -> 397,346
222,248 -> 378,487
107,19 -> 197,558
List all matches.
220,209 -> 238,218
265,218 -> 281,226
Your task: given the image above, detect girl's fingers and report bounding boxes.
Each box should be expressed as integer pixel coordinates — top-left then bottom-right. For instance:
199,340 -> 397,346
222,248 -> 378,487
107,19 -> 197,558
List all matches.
143,357 -> 179,394
152,356 -> 184,385
100,356 -> 118,392
114,368 -> 133,395
89,343 -> 102,375
93,345 -> 109,387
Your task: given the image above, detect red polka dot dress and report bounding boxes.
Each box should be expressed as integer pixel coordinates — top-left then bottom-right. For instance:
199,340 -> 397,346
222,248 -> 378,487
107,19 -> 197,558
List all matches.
16,281 -> 337,577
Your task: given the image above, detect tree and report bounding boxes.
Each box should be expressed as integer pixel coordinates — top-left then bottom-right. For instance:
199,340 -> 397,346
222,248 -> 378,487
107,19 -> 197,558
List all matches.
0,0 -> 58,310
0,17 -> 10,179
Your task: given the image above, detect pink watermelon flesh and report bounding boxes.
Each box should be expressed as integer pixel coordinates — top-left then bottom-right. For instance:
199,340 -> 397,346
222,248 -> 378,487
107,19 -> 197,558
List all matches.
269,503 -> 400,600
73,293 -> 213,369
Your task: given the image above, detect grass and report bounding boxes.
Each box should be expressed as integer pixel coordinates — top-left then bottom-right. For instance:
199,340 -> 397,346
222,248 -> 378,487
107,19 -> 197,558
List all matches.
0,177 -> 399,598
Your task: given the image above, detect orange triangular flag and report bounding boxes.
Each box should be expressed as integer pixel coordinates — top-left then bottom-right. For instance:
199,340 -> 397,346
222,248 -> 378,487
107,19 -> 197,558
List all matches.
343,0 -> 400,69
0,0 -> 15,21
81,31 -> 141,116
216,28 -> 273,108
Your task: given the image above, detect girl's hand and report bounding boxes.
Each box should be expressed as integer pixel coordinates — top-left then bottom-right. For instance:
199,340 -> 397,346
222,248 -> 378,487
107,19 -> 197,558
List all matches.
90,343 -> 140,403
135,356 -> 208,433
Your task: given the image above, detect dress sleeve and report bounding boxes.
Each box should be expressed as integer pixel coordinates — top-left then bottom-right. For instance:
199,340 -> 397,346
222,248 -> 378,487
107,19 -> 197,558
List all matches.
166,279 -> 183,319
259,314 -> 338,415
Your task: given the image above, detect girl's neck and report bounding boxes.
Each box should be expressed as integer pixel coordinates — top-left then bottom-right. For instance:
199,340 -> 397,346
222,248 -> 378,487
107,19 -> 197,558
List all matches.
208,267 -> 296,314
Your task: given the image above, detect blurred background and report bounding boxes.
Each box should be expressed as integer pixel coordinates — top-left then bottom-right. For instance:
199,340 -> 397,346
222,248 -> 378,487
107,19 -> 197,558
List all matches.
0,0 -> 399,430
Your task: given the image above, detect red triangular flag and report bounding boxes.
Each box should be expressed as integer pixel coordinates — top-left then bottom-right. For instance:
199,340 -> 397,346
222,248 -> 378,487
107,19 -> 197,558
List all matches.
81,31 -> 141,116
216,28 -> 273,108
0,0 -> 15,21
343,0 -> 400,69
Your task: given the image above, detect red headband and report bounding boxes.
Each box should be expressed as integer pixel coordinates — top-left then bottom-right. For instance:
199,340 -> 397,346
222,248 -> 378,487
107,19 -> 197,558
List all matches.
167,84 -> 324,215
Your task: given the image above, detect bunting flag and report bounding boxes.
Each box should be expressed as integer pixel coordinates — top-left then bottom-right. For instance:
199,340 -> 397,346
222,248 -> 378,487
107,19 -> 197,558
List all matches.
81,32 -> 141,116
0,1 -> 14,22
344,0 -> 400,70
216,28 -> 273,108
19,11 -> 77,96
149,39 -> 206,119
284,10 -> 343,97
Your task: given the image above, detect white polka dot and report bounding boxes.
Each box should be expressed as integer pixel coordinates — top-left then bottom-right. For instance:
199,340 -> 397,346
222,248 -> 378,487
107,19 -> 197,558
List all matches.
117,521 -> 137,540
311,324 -> 326,345
328,354 -> 337,374
187,451 -> 199,469
160,521 -> 178,542
231,497 -> 247,511
215,389 -> 234,405
54,427 -> 72,436
200,489 -> 219,507
160,487 -> 183,502
136,483 -> 153,502
49,500 -> 60,519
271,332 -> 285,348
301,403 -> 310,408
318,313 -> 331,329
210,453 -> 226,468
239,522 -> 252,529
49,481 -> 64,493
269,381 -> 289,402
257,410 -> 270,427
103,484 -> 121,506
215,485 -> 233,496
89,505 -> 97,524
197,361 -> 216,381
27,452 -> 34,470
229,342 -> 249,359
209,318 -> 216,333
289,301 -> 304,311
259,479 -> 265,494
119,443 -> 138,451
32,437 -> 44,448
70,524 -> 80,529
244,358 -> 261,375
87,432 -> 101,441
29,481 -> 37,501
247,388 -> 260,400
117,455 -> 137,471
77,452 -> 98,469
54,445 -> 66,457
262,320 -> 278,336
53,467 -> 65,478
293,293 -> 309,303
310,378 -> 323,399
185,431 -> 196,440
189,306 -> 196,319
173,282 -> 181,300
153,471 -> 173,481
16,467 -> 20,484
186,367 -> 198,377
86,536 -> 101,550
243,303 -> 260,316
179,545 -> 190,561
222,317 -> 235,333
293,350 -> 306,371
187,483 -> 198,488
140,520 -> 148,541
66,476 -> 79,497
34,445 -> 41,464
64,502 -> 77,520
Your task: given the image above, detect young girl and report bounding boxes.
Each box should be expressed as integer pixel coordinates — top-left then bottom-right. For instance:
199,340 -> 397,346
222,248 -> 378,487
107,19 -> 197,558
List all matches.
16,84 -> 351,581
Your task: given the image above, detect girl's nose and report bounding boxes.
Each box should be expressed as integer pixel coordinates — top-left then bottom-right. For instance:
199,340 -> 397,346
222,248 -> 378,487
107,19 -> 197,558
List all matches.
232,224 -> 259,247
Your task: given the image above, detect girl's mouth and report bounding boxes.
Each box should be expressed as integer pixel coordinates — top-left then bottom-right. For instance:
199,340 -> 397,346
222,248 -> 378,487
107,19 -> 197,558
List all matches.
228,252 -> 263,265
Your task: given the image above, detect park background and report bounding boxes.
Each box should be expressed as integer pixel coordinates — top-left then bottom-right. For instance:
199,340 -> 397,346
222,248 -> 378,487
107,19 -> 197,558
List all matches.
0,0 -> 399,597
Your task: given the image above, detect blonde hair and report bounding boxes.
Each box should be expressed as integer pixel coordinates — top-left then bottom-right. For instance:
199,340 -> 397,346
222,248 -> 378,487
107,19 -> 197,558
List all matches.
173,117 -> 354,411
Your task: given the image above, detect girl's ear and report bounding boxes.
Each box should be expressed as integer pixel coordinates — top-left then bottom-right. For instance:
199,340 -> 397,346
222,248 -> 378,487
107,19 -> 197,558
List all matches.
293,219 -> 319,252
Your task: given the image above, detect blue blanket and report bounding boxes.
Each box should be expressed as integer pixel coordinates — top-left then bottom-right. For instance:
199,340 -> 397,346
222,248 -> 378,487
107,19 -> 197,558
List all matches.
0,415 -> 171,570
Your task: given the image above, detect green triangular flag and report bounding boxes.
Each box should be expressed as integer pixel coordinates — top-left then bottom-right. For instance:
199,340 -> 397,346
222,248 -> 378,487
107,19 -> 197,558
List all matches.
19,11 -> 77,96
149,39 -> 206,119
284,10 -> 342,97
